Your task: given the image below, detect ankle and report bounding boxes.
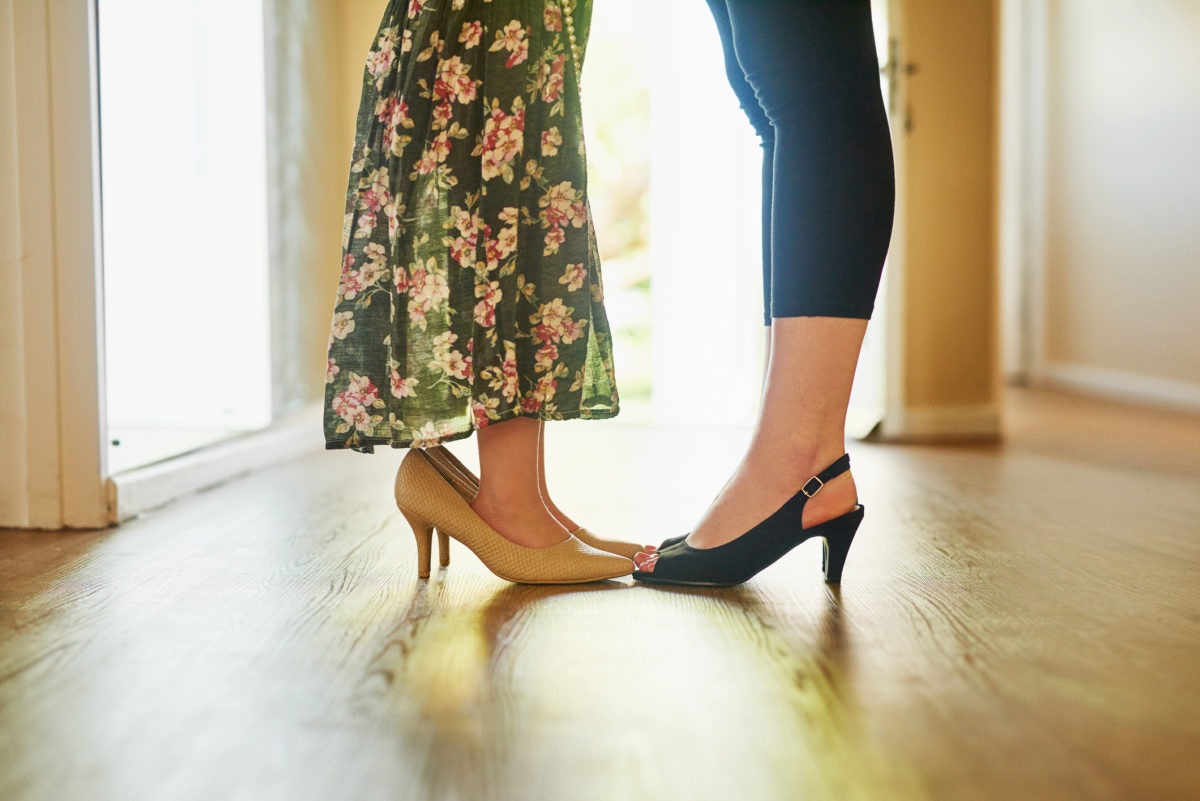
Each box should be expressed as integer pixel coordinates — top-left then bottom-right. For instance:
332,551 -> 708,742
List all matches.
473,481 -> 541,509
739,443 -> 858,528
742,442 -> 848,488
472,487 -> 531,520
470,488 -> 569,548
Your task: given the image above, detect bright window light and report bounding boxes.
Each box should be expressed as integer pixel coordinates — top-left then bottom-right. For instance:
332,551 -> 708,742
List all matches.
99,0 -> 272,473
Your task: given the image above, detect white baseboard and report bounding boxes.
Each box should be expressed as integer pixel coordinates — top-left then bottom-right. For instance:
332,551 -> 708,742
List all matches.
874,403 -> 1002,442
108,406 -> 323,524
1037,362 -> 1200,413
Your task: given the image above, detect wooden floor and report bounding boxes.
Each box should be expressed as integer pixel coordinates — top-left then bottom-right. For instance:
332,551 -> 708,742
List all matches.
2,389 -> 1199,801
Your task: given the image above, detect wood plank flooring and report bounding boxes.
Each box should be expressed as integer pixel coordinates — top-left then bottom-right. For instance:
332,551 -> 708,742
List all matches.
2,388 -> 1199,801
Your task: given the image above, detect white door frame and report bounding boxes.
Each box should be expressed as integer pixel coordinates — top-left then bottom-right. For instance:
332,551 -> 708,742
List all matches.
998,0 -> 1050,385
3,0 -> 110,529
878,0 -> 911,439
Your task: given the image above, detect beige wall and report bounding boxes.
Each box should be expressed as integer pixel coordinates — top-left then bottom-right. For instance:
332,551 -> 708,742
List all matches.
1039,0 -> 1200,404
891,0 -> 1001,432
339,1 -> 389,150
1,0 -> 29,522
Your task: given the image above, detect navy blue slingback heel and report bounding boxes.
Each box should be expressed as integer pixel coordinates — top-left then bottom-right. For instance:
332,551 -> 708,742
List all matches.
634,454 -> 862,588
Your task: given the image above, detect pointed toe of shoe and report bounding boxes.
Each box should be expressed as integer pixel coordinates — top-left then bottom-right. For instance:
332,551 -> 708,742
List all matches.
509,537 -> 632,584
572,527 -> 645,561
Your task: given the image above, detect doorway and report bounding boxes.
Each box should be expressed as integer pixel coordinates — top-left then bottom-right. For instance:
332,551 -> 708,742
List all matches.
98,0 -> 273,474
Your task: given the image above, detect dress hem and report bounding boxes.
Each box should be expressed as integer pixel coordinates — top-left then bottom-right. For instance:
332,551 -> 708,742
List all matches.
325,404 -> 621,453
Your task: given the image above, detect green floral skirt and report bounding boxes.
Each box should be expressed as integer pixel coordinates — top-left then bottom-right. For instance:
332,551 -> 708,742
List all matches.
324,0 -> 619,452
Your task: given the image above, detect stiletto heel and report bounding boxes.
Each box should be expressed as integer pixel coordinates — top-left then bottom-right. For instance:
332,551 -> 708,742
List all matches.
401,509 -> 436,579
395,449 -> 632,584
818,506 -> 863,583
634,453 -> 862,588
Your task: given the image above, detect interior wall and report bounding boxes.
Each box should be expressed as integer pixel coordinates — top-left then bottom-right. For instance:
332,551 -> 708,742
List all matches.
0,0 -> 30,523
890,0 -> 1001,435
339,2 -> 387,153
1038,0 -> 1200,407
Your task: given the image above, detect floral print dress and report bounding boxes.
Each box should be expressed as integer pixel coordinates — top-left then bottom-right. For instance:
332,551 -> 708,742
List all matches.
325,0 -> 619,452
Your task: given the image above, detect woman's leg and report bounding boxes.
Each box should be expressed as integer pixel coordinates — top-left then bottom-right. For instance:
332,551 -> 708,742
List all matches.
639,0 -> 892,569
637,318 -> 866,571
472,418 -> 572,549
685,318 -> 866,546
750,1 -> 894,320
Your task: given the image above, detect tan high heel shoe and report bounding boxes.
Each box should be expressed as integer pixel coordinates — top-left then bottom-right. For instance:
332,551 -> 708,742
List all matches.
423,445 -> 646,561
395,449 -> 633,584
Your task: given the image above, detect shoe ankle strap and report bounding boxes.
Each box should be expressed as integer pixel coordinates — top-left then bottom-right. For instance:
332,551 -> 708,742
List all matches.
801,453 -> 851,498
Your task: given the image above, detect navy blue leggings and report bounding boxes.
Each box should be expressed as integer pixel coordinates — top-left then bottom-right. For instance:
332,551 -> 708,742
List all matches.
706,0 -> 895,322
